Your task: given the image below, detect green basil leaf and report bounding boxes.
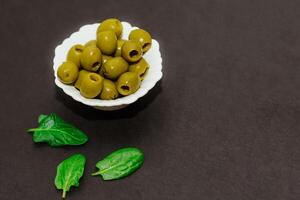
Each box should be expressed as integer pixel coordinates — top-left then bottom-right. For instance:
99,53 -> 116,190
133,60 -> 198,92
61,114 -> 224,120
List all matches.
55,154 -> 86,199
92,147 -> 144,180
27,113 -> 88,147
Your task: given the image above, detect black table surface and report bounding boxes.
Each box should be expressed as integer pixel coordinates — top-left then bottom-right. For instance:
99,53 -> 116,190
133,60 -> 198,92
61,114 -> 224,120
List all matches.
0,0 -> 299,200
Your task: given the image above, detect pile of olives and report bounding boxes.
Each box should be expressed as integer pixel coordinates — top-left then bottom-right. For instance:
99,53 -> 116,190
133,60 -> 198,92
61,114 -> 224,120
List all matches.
57,18 -> 152,100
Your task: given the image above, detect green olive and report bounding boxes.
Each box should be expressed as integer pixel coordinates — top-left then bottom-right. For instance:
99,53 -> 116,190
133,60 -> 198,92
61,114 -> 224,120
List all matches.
100,79 -> 119,100
97,18 -> 123,38
129,29 -> 152,53
103,57 -> 129,80
114,39 -> 126,57
99,55 -> 113,76
116,72 -> 141,96
66,44 -> 84,68
129,58 -> 149,80
121,41 -> 142,62
84,40 -> 97,47
57,61 -> 79,84
80,73 -> 104,98
80,46 -> 102,72
75,70 -> 90,90
96,31 -> 117,55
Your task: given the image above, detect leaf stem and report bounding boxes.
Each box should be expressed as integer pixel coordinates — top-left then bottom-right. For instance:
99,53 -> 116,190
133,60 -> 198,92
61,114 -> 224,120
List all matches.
27,128 -> 37,132
62,190 -> 67,199
91,171 -> 102,176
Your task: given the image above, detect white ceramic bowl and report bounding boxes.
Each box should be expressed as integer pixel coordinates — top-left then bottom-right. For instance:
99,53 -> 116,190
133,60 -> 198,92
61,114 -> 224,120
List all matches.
53,22 -> 162,111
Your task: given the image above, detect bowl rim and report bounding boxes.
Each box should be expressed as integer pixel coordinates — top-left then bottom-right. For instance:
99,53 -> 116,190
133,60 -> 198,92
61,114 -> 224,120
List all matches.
53,21 -> 162,107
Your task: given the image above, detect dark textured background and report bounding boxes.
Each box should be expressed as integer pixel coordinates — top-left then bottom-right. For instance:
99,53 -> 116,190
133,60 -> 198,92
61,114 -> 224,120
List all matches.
0,0 -> 299,199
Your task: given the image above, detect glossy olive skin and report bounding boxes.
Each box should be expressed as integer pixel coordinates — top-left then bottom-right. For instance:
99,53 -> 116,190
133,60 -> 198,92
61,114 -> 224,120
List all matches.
100,79 -> 119,100
80,72 -> 104,98
102,55 -> 113,64
121,41 -> 142,62
129,29 -> 152,53
57,61 -> 79,84
67,44 -> 84,67
96,31 -> 117,55
102,57 -> 129,80
97,18 -> 123,38
129,58 -> 149,80
80,46 -> 102,72
114,39 -> 126,57
84,40 -> 97,47
75,70 -> 90,89
116,72 -> 141,96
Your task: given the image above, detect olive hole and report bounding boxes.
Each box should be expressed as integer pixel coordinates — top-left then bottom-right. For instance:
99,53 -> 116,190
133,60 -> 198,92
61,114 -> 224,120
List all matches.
92,62 -> 100,68
75,47 -> 83,52
129,50 -> 139,58
143,43 -> 150,50
89,74 -> 99,82
121,85 -> 130,91
65,73 -> 69,77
